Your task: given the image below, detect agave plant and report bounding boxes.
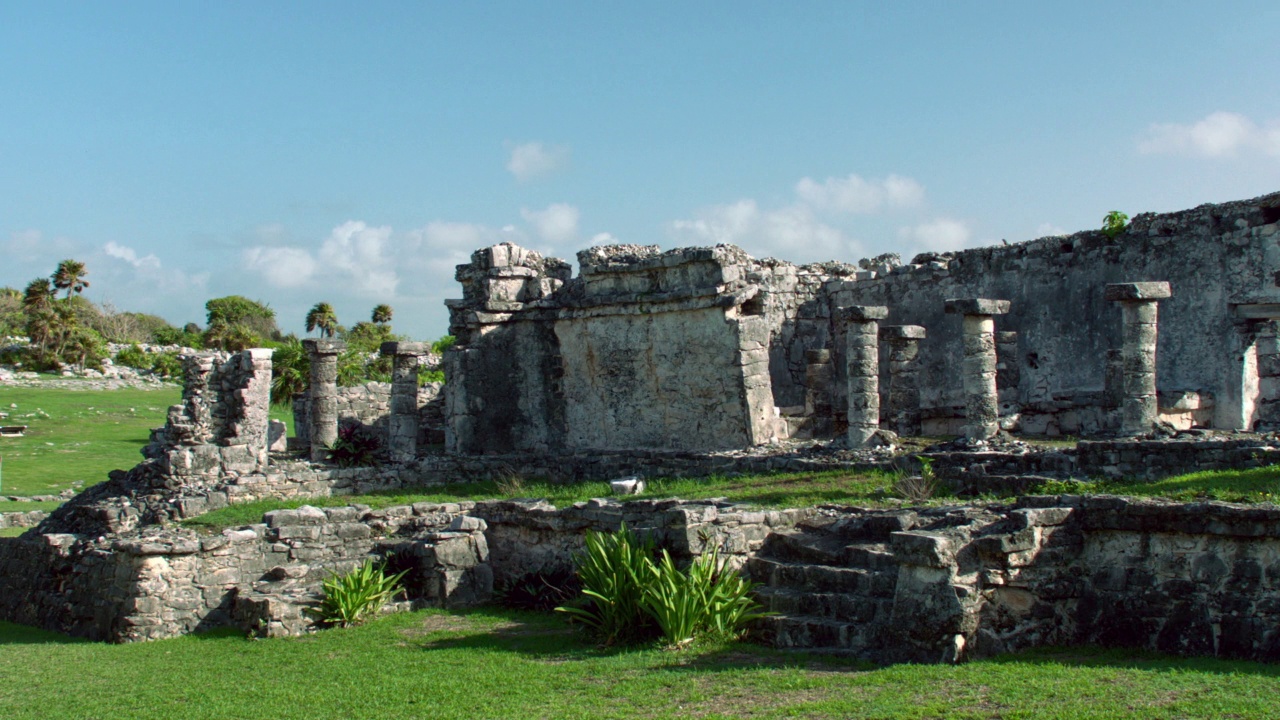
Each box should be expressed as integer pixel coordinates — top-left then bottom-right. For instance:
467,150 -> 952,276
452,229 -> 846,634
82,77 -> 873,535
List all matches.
310,558 -> 408,628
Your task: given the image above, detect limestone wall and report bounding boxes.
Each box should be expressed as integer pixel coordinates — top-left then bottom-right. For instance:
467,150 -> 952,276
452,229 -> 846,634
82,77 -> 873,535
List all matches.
827,193 -> 1280,434
293,382 -> 444,452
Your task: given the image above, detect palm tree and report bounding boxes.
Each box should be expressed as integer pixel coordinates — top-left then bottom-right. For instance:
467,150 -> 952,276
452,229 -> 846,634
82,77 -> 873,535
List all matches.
22,278 -> 54,315
371,304 -> 393,325
305,302 -> 338,338
270,339 -> 310,406
52,259 -> 90,299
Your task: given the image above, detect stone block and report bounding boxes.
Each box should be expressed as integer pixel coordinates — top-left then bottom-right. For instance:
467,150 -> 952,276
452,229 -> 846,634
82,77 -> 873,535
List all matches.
881,325 -> 927,340
301,339 -> 346,355
835,305 -> 889,322
944,298 -> 1010,316
1104,282 -> 1172,301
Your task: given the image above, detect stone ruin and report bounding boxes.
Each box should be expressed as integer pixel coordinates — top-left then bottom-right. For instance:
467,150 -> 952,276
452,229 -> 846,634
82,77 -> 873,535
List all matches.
3,191 -> 1280,664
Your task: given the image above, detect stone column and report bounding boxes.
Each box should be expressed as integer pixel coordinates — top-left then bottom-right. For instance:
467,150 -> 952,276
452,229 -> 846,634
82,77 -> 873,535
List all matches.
1104,282 -> 1171,436
804,348 -> 833,435
1257,322 -> 1280,431
944,299 -> 1011,440
231,348 -> 275,451
838,305 -> 888,447
302,339 -> 345,462
881,325 -> 926,436
381,341 -> 428,462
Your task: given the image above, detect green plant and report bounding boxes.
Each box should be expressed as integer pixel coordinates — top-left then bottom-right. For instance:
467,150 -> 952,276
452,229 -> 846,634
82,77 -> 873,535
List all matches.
431,334 -> 456,353
305,302 -> 338,338
418,368 -> 445,384
310,558 -> 408,628
557,525 -> 656,646
1102,210 -> 1129,239
114,343 -> 148,369
205,295 -> 278,340
892,456 -> 939,503
641,547 -> 768,648
269,339 -> 310,405
325,422 -> 381,467
150,351 -> 182,379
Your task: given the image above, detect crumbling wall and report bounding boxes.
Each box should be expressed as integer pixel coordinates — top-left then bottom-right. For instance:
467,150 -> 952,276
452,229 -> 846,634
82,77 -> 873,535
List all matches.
446,243 -> 783,453
144,349 -> 274,480
827,193 -> 1280,435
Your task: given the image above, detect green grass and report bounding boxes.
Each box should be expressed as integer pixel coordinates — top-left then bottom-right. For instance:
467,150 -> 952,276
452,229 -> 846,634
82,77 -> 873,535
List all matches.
1072,466 -> 1280,504
0,528 -> 26,537
0,384 -> 293,497
183,469 -> 910,531
0,384 -> 181,496
0,609 -> 1277,719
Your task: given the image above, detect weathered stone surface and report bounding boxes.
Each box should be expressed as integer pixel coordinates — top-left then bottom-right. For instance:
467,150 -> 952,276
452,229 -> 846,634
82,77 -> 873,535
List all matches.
944,298 -> 1011,316
1104,281 -> 1172,301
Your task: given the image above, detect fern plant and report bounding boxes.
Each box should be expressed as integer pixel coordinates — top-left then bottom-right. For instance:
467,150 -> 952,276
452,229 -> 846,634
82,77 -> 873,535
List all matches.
310,558 -> 408,628
641,547 -> 768,648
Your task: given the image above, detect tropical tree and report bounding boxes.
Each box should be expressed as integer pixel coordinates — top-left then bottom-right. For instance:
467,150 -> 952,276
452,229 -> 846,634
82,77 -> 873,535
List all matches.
305,302 -> 338,338
270,338 -> 310,405
371,304 -> 393,325
52,259 -> 90,299
204,295 -> 278,340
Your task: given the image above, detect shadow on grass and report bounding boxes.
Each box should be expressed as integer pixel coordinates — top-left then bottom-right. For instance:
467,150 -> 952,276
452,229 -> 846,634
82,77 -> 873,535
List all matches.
980,644 -> 1280,678
0,621 -> 88,645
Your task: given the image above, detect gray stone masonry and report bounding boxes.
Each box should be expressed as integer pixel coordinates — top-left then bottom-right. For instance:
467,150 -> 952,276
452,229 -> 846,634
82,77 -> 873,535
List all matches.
303,339 -> 345,461
882,325 -> 926,436
837,305 -> 888,447
1105,282 -> 1171,436
1257,322 -> 1280,431
803,349 -> 833,437
382,341 -> 429,462
945,298 -> 1010,440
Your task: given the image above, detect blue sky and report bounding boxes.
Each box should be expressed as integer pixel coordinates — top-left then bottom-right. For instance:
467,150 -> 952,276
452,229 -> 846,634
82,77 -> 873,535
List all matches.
3,2 -> 1279,340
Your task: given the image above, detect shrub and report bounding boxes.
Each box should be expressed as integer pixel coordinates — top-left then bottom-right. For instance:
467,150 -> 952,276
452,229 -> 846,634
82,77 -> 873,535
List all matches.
310,558 -> 407,628
558,526 -> 767,648
418,368 -> 445,384
1102,210 -> 1129,239
150,351 -> 182,379
557,525 -> 656,646
326,422 -> 381,467
114,343 -> 148,369
269,339 -> 309,405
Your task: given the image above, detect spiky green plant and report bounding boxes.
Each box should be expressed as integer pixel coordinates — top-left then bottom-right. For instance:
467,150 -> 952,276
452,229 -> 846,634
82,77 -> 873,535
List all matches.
1102,210 -> 1129,239
556,525 -> 655,646
310,558 -> 408,628
641,547 -> 769,648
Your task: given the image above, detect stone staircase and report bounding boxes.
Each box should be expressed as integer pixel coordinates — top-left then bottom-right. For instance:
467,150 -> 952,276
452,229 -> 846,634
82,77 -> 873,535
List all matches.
749,509 -> 917,657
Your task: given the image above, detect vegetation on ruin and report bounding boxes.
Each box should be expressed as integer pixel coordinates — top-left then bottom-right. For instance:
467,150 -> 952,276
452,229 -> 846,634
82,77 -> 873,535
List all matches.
2,609 -> 1279,719
310,558 -> 408,628
1101,210 -> 1129,239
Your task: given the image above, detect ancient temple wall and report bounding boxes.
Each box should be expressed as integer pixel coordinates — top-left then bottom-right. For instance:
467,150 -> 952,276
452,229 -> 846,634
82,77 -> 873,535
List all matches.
828,195 -> 1280,433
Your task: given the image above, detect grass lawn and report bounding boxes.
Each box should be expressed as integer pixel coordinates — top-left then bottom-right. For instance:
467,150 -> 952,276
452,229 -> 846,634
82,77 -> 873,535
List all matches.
0,383 -> 292,497
0,608 -> 1277,719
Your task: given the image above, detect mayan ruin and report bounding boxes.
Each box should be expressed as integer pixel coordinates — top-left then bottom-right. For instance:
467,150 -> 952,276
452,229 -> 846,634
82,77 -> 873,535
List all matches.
0,191 -> 1277,672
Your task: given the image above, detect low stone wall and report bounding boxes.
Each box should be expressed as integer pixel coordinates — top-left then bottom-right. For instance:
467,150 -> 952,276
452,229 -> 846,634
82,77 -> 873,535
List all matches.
973,495 -> 1280,661
0,510 -> 48,529
0,500 -> 484,642
927,436 -> 1280,489
293,382 -> 445,452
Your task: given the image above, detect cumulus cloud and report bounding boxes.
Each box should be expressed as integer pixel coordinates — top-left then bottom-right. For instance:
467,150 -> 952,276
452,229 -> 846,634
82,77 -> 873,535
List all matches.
242,246 -> 317,288
241,221 -> 398,297
898,218 -> 973,253
589,232 -> 620,246
104,242 -> 162,270
521,203 -> 580,244
1138,111 -> 1280,158
506,141 -> 570,182
669,199 -> 860,262
795,173 -> 925,214
318,221 -> 398,296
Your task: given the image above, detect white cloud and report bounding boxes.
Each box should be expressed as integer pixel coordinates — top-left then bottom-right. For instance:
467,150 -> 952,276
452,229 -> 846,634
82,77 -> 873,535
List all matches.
521,203 -> 580,244
589,232 -> 620,246
506,141 -> 570,182
794,173 -> 924,214
104,242 -> 162,270
669,199 -> 861,262
241,221 -> 397,297
898,218 -> 972,253
1138,111 -> 1280,158
318,221 -> 398,297
242,246 -> 317,288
